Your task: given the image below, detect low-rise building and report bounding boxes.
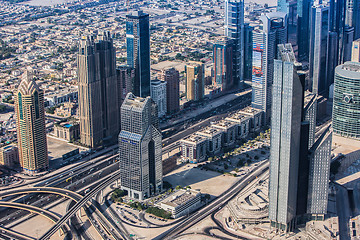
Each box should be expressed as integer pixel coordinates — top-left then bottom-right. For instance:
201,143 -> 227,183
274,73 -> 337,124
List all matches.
54,121 -> 80,142
226,112 -> 252,139
211,120 -> 237,147
196,126 -> 222,155
156,189 -> 202,218
54,102 -> 76,118
0,145 -> 19,167
237,107 -> 263,132
180,134 -> 207,163
44,86 -> 78,107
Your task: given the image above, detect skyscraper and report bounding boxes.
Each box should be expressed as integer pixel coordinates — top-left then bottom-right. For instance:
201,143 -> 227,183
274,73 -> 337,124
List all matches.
307,126 -> 332,220
213,39 -> 233,91
304,94 -> 318,148
225,0 -> 244,86
309,2 -> 331,96
297,0 -> 312,60
117,65 -> 135,111
15,72 -> 48,174
150,79 -> 167,117
159,67 -> 180,113
126,11 -> 151,98
78,32 -> 119,148
346,0 -> 360,39
244,23 -> 254,80
333,61 -> 360,140
269,44 -> 302,231
186,62 -> 204,101
119,93 -> 162,200
251,12 -> 288,123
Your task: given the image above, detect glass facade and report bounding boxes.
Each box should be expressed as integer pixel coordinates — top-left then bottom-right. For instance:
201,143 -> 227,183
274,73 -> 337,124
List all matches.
119,93 -> 162,200
269,44 -> 302,230
225,0 -> 244,85
126,11 -> 151,98
333,62 -> 360,139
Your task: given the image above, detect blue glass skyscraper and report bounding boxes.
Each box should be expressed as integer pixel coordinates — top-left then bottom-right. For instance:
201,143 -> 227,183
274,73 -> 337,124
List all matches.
126,11 -> 151,98
225,0 -> 245,86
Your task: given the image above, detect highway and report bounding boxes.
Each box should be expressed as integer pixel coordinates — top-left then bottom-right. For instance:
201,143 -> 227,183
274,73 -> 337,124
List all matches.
156,160 -> 270,240
39,170 -> 128,240
0,226 -> 35,240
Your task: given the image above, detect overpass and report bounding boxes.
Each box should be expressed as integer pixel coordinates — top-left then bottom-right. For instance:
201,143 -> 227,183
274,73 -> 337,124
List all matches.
0,226 -> 35,240
39,170 -> 131,240
0,202 -> 68,235
0,187 -> 83,202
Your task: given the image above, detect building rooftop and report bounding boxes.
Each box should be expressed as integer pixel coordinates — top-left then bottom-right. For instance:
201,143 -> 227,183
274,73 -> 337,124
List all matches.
196,126 -> 222,137
335,61 -> 360,79
212,119 -> 237,129
226,111 -> 251,122
182,133 -> 207,144
160,189 -> 200,208
238,106 -> 262,116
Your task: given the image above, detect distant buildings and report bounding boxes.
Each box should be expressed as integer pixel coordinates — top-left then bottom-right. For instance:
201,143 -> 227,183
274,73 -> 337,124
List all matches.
185,62 -> 204,101
251,12 -> 288,123
225,0 -> 245,85
15,72 -> 48,174
332,61 -> 360,140
269,44 -> 303,231
159,67 -> 180,114
119,93 -> 162,200
213,40 -> 233,91
77,32 -> 119,148
126,11 -> 151,98
150,79 -> 167,117
0,145 -> 19,168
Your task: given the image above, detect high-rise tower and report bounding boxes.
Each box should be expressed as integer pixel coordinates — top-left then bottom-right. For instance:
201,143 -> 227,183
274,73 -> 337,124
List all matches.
119,93 -> 162,200
126,11 -> 151,98
309,2 -> 331,96
251,12 -> 288,123
225,0 -> 245,86
269,44 -> 303,231
159,67 -> 180,114
15,72 -> 48,174
213,39 -> 234,91
77,32 -> 119,148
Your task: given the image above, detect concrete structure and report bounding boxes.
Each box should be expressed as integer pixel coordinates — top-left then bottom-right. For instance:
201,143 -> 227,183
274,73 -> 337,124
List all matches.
126,11 -> 151,98
269,44 -> 303,232
307,127 -> 332,219
196,127 -> 222,155
185,62 -> 204,101
54,102 -> 76,118
211,120 -> 237,147
54,122 -> 80,142
333,61 -> 360,140
150,79 -> 167,117
77,32 -> 119,148
225,0 -> 245,85
226,112 -> 251,139
309,2 -> 331,96
156,189 -> 202,218
213,40 -> 233,91
251,12 -> 288,123
15,72 -> 48,174
351,38 -> 360,62
118,93 -> 162,200
0,145 -> 19,168
159,67 -> 179,113
180,134 -> 207,163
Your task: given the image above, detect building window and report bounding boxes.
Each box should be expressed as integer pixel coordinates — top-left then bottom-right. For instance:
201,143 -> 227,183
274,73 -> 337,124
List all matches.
34,91 -> 40,119
18,92 -> 23,120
